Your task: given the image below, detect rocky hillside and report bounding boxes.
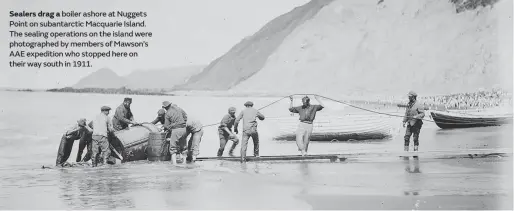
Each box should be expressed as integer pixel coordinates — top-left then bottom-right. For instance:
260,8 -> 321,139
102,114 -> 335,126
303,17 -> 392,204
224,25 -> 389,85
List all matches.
179,0 -> 512,97
125,65 -> 205,90
177,0 -> 335,90
73,66 -> 205,90
73,68 -> 128,89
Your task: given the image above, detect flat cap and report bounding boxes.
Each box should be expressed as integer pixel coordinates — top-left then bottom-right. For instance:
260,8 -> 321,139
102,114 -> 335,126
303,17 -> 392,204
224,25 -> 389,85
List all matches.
101,106 -> 111,111
408,91 -> 417,97
157,108 -> 166,116
77,118 -> 87,126
244,101 -> 254,106
124,97 -> 132,102
228,107 -> 236,112
162,101 -> 171,107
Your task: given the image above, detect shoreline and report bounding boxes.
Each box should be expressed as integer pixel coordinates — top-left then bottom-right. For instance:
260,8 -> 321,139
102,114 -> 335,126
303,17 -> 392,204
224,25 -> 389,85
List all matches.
4,89 -> 512,111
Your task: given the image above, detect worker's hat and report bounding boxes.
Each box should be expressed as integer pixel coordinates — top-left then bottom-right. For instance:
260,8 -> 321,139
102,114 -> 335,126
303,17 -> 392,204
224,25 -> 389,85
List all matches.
228,107 -> 236,112
101,106 -> 111,111
124,97 -> 132,102
162,101 -> 171,108
244,101 -> 254,106
77,118 -> 87,126
408,91 -> 417,97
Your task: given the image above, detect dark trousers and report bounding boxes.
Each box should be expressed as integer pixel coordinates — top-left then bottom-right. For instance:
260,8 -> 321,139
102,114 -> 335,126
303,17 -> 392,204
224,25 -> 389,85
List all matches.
56,135 -> 75,166
404,123 -> 422,147
217,131 -> 239,156
241,128 -> 259,157
77,134 -> 92,162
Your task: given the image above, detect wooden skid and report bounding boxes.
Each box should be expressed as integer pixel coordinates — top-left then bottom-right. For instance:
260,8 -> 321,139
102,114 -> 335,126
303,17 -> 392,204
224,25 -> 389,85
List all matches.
196,149 -> 511,162
196,154 -> 345,162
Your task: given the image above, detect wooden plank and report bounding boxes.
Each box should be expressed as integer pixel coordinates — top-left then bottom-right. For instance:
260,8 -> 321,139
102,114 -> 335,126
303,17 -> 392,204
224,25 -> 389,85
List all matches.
196,154 -> 344,162
196,149 -> 511,162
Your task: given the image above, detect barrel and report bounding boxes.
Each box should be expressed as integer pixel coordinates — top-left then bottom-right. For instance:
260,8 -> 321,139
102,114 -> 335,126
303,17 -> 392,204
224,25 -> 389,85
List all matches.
147,132 -> 171,161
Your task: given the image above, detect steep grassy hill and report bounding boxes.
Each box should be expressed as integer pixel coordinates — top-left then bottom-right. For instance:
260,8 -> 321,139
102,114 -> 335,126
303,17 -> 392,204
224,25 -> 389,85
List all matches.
178,0 -> 512,97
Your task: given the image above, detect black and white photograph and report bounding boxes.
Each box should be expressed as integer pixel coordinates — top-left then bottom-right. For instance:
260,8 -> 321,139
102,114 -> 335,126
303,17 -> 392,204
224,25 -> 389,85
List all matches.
1,0 -> 513,210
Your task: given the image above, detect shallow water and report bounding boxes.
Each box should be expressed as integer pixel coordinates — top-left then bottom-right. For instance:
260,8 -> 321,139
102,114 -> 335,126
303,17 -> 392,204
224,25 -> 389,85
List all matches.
0,91 -> 512,209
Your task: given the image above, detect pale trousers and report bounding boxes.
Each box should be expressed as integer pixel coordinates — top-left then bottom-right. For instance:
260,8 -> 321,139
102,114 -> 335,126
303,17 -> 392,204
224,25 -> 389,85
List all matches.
296,122 -> 313,152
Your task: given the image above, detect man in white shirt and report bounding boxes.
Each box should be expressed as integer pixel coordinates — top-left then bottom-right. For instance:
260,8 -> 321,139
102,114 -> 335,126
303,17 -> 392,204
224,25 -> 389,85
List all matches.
91,106 -> 115,167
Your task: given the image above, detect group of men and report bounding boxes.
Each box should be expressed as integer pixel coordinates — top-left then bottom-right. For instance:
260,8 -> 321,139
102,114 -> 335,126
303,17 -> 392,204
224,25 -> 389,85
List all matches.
56,98 -> 139,167
215,95 -> 326,161
56,91 -> 425,166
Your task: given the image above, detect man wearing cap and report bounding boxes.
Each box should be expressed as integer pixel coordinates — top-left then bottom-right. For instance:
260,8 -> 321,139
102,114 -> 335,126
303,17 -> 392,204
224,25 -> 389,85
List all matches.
235,101 -> 265,162
55,118 -> 93,167
91,106 -> 115,167
184,117 -> 204,162
402,91 -> 425,152
151,108 -> 167,126
113,97 -> 138,131
162,101 -> 188,164
218,107 -> 239,157
289,95 -> 325,156
76,120 -> 94,163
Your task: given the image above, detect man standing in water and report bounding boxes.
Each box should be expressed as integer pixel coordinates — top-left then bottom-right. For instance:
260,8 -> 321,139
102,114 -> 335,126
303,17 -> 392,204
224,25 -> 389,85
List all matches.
76,121 -> 94,163
150,103 -> 202,162
162,101 -> 188,164
235,101 -> 265,162
218,107 -> 240,157
55,118 -> 92,167
184,117 -> 204,162
91,106 -> 115,167
113,97 -> 139,131
402,91 -> 425,152
289,95 -> 325,156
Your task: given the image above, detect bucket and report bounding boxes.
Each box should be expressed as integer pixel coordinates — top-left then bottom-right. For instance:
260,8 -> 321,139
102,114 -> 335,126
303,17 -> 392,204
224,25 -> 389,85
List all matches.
147,132 -> 171,161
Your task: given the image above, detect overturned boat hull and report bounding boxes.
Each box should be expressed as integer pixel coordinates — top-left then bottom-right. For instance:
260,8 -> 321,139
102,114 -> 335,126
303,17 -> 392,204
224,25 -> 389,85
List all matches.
268,114 -> 392,142
430,110 -> 513,129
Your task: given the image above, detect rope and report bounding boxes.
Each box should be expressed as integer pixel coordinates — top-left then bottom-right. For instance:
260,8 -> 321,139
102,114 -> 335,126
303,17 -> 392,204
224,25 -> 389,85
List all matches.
201,96 -> 291,129
314,94 -> 512,125
194,93 -> 512,130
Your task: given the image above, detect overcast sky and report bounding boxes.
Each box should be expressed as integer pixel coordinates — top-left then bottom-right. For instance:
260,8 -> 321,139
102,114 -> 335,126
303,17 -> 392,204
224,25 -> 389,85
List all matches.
1,0 -> 309,89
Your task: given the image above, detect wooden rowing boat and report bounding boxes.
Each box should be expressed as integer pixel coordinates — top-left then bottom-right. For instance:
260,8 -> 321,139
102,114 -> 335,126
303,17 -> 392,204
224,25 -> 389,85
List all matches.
266,114 -> 392,141
429,110 -> 513,129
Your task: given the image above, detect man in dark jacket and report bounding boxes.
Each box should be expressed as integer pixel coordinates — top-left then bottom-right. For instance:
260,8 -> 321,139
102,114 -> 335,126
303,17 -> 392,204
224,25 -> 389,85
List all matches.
76,121 -> 94,162
217,107 -> 239,157
113,97 -> 139,131
56,118 -> 92,166
289,95 -> 325,156
402,91 -> 425,151
162,101 -> 188,164
151,108 -> 166,126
